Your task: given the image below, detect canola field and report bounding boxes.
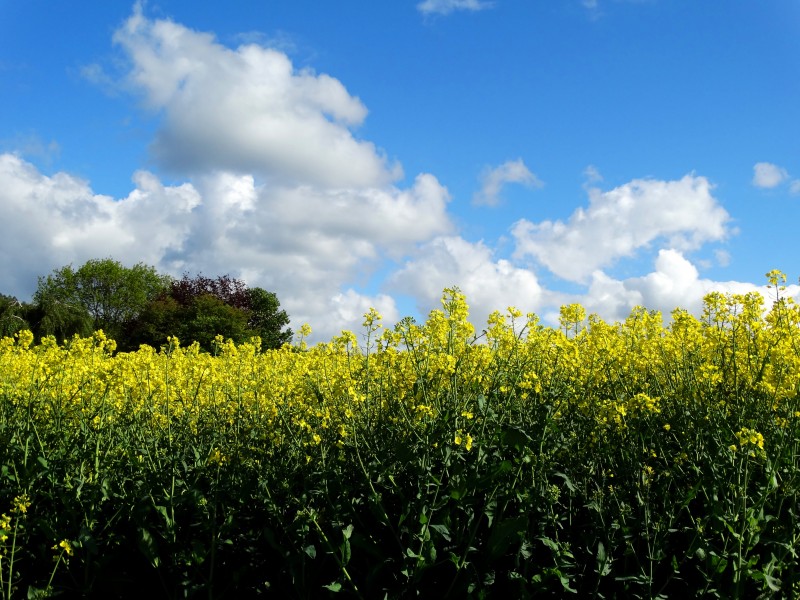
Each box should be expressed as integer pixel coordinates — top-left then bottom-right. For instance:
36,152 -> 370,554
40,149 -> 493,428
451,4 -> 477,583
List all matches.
1,276 -> 799,598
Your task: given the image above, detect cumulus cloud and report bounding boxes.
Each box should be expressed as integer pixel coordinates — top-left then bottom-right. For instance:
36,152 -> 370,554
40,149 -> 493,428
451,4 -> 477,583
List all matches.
473,159 -> 543,206
752,162 -> 790,189
511,175 -> 731,282
583,164 -> 603,185
389,236 -> 544,328
417,0 -> 494,16
0,153 -> 199,298
791,180 -> 800,195
113,5 -> 401,187
0,152 -> 452,341
326,290 -> 401,338
4,5 -> 783,345
578,249 -> 800,323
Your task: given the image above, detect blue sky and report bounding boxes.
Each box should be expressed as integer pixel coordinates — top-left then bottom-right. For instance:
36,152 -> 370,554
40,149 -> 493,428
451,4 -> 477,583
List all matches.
1,0 -> 799,340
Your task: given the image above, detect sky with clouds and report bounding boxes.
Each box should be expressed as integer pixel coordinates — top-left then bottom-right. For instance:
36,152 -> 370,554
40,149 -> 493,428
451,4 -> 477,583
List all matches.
1,1 -> 799,341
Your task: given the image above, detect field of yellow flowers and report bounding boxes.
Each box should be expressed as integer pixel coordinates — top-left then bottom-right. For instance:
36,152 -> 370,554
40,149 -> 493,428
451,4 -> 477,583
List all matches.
1,273 -> 799,598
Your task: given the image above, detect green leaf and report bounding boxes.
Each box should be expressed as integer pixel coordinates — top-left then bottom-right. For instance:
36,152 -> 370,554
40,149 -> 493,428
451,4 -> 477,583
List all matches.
304,544 -> 317,559
487,516 -> 527,561
137,527 -> 160,568
554,472 -> 576,493
500,426 -> 532,451
695,547 -> 706,560
323,582 -> 342,592
430,523 -> 451,542
538,536 -> 559,552
341,527 -> 352,566
763,573 -> 782,592
596,541 -> 612,576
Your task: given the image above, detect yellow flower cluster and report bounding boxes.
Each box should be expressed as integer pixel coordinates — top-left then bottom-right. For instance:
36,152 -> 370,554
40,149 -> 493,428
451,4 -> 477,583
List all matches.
733,427 -> 766,457
0,281 -> 797,465
53,539 -> 73,557
0,513 -> 10,544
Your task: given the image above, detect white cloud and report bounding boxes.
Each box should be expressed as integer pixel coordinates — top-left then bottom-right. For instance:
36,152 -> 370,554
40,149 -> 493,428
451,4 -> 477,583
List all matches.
752,162 -> 789,189
575,249 -> 800,324
512,174 -> 731,282
473,158 -> 543,206
3,150 -> 792,342
113,5 -> 401,188
417,0 -> 494,16
326,290 -> 401,339
0,153 -> 453,341
0,153 -> 199,298
583,164 -> 603,185
714,249 -> 731,267
389,236 -> 544,328
0,134 -> 60,165
6,6 -> 787,347
790,180 -> 800,195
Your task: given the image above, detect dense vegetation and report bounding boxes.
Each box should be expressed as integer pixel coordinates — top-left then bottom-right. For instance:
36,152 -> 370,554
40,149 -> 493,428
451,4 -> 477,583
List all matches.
0,259 -> 292,352
1,273 -> 799,598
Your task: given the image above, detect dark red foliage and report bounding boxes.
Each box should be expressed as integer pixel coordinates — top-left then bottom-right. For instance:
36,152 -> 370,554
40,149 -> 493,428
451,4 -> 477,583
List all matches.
168,274 -> 251,310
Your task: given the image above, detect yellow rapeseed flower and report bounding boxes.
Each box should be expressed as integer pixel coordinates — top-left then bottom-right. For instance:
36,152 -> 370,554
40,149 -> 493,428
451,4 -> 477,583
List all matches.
53,539 -> 74,557
0,513 -> 10,543
12,494 -> 30,515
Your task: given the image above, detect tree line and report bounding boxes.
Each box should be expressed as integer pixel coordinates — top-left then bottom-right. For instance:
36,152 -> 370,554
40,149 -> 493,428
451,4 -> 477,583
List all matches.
0,259 -> 292,352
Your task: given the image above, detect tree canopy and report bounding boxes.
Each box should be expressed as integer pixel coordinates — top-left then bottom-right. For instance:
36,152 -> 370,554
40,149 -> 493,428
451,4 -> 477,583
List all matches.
32,259 -> 170,343
0,294 -> 29,338
127,273 -> 293,352
5,259 -> 292,352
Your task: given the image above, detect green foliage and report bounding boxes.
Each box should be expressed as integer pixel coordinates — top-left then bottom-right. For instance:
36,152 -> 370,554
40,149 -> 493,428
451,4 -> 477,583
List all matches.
127,274 -> 292,352
0,295 -> 29,338
1,283 -> 799,597
24,260 -> 292,352
32,258 -> 169,343
246,286 -> 293,349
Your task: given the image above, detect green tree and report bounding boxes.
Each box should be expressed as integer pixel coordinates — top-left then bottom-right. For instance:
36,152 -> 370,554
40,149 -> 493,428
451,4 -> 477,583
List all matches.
179,293 -> 252,351
127,274 -> 292,352
0,294 -> 30,338
33,258 -> 170,344
246,287 -> 293,349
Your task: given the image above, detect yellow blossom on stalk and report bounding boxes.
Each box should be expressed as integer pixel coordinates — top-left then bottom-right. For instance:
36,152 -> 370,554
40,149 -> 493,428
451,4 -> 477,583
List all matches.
415,404 -> 435,419
736,427 -> 764,449
507,306 -> 523,319
765,269 -> 787,287
453,430 -> 473,451
0,513 -> 10,542
12,494 -> 31,515
732,427 -> 766,458
53,539 -> 74,557
208,448 -> 228,465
